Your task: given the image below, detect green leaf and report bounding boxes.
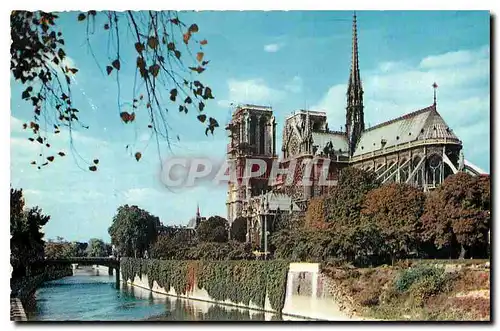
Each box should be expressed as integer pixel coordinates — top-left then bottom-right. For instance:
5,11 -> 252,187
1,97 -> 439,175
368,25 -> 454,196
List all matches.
77,13 -> 86,21
89,165 -> 97,172
197,114 -> 207,123
106,66 -> 113,75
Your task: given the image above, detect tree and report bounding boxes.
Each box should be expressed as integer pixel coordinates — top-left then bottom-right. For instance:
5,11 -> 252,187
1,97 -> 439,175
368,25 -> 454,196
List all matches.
151,228 -> 196,260
230,217 -> 247,242
361,183 -> 425,263
305,196 -> 327,230
108,204 -> 160,258
324,167 -> 380,228
187,241 -> 253,260
86,238 -> 108,257
11,10 -> 217,170
45,237 -> 75,259
11,187 -> 50,277
421,173 -> 490,259
71,242 -> 89,257
196,216 -> 229,243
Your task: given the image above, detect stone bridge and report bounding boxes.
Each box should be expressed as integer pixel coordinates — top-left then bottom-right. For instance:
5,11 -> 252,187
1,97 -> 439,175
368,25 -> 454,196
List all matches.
43,257 -> 120,288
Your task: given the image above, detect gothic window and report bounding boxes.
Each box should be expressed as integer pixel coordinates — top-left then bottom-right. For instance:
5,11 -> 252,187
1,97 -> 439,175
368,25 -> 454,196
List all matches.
399,158 -> 409,183
411,156 -> 422,186
288,134 -> 299,157
259,116 -> 266,155
250,115 -> 257,147
427,154 -> 442,187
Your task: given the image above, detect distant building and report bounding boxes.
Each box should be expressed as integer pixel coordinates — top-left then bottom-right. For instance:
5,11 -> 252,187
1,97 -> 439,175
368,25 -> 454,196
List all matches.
187,203 -> 206,229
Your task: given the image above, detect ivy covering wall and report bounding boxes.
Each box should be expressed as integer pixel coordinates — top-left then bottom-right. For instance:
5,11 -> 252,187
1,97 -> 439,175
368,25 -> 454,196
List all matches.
121,258 -> 289,312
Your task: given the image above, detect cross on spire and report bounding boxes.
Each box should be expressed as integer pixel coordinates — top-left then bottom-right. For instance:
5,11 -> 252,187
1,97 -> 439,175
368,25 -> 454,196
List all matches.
432,82 -> 438,106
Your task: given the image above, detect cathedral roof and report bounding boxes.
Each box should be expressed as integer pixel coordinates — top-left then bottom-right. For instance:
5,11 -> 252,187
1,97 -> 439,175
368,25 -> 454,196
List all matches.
353,104 -> 461,157
253,192 -> 301,213
186,217 -> 196,229
312,132 -> 349,155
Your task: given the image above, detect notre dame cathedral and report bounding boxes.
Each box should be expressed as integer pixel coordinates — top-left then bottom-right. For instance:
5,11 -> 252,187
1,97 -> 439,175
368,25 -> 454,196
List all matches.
225,13 -> 487,248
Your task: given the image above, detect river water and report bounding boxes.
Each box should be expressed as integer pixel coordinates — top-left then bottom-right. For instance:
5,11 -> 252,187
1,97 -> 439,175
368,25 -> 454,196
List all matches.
27,268 -> 282,321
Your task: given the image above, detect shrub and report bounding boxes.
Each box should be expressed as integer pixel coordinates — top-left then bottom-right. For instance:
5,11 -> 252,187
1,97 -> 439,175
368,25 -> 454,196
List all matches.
394,265 -> 444,293
408,273 -> 447,307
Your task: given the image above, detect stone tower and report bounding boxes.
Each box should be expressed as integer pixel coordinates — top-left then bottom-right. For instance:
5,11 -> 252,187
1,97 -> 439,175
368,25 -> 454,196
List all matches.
345,12 -> 365,156
225,105 -> 277,225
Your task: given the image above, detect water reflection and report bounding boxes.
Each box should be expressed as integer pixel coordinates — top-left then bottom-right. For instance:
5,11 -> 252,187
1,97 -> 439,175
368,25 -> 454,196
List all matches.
27,267 -> 283,321
123,282 -> 282,321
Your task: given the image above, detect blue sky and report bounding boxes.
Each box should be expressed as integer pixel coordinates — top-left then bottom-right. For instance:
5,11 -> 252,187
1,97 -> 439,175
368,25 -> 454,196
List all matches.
10,10 -> 490,242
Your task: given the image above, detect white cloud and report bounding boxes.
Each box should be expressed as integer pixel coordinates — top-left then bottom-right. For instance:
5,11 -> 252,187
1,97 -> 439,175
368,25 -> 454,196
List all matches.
312,45 -> 490,170
10,116 -> 25,134
222,75 -> 304,106
225,78 -> 284,105
419,45 -> 490,69
284,76 -> 303,93
264,43 -> 283,53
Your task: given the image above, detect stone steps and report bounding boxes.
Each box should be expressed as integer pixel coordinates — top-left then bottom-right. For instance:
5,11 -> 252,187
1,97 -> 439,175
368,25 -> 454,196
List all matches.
10,298 -> 27,321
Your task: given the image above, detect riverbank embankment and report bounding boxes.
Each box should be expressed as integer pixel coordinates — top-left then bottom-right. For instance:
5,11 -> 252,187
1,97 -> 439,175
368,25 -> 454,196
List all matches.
120,258 -> 368,321
10,265 -> 73,321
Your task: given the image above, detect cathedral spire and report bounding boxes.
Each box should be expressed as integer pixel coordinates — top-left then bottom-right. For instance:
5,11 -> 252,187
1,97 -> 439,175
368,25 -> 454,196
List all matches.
346,12 -> 365,157
348,12 -> 362,95
196,203 -> 200,218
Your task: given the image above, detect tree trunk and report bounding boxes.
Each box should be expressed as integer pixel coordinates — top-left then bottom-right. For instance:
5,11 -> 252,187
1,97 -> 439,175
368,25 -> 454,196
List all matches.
459,244 -> 467,259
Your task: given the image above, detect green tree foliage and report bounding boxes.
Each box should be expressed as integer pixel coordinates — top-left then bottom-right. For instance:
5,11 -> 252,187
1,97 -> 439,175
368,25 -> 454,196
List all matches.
273,211 -> 304,232
108,204 -> 160,258
270,223 -> 387,266
421,173 -> 490,258
188,241 -> 253,260
45,237 -> 76,259
230,216 -> 247,242
86,238 -> 108,257
151,229 -> 196,260
196,216 -> 229,243
10,188 -> 50,277
11,10 -> 217,169
324,167 -> 380,228
72,242 -> 89,257
362,183 -> 426,263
